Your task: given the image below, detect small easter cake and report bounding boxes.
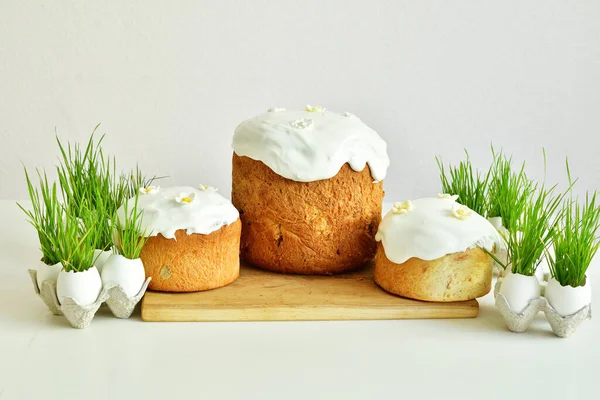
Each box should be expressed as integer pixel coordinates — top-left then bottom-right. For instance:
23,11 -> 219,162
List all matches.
119,185 -> 241,292
374,195 -> 503,302
231,106 -> 389,275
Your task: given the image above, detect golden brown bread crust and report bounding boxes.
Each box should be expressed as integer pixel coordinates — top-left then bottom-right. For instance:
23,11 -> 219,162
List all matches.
374,244 -> 493,302
231,154 -> 383,275
140,219 -> 241,292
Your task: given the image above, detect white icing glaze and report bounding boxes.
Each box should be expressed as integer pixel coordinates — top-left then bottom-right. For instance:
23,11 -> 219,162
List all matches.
305,105 -> 326,112
341,112 -> 359,119
375,197 -> 503,264
117,186 -> 239,240
232,108 -> 389,182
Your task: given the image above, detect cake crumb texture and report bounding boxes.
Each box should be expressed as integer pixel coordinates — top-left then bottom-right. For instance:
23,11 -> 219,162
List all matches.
374,244 -> 493,302
232,154 -> 383,274
140,220 -> 241,292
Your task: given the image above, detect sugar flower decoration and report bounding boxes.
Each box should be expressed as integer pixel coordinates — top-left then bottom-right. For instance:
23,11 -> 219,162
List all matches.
451,204 -> 471,219
437,193 -> 459,201
139,186 -> 160,195
392,200 -> 413,215
341,112 -> 359,119
175,192 -> 196,205
267,107 -> 286,112
290,118 -> 313,129
305,105 -> 326,112
198,184 -> 218,192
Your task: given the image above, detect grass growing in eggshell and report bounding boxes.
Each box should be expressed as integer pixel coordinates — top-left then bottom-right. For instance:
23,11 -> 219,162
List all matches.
113,194 -> 151,260
17,168 -> 62,265
496,182 -> 567,276
56,126 -> 161,251
56,126 -> 119,251
19,124 -> 159,271
53,201 -> 98,273
487,149 -> 536,234
547,162 -> 600,287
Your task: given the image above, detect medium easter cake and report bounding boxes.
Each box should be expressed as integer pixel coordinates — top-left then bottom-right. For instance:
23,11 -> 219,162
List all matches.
374,195 -> 503,302
118,185 -> 241,292
231,106 -> 389,274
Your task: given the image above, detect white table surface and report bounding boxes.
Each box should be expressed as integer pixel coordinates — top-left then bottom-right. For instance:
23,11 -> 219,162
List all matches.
1,199 -> 598,400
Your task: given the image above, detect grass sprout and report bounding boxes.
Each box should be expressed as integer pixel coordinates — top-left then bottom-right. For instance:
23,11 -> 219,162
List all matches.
491,182 -> 569,276
548,192 -> 599,287
17,167 -> 62,265
487,148 -> 536,233
56,125 -> 106,216
56,127 -> 117,249
53,201 -> 98,273
113,194 -> 151,260
56,126 -> 158,249
546,160 -> 599,287
436,151 -> 492,216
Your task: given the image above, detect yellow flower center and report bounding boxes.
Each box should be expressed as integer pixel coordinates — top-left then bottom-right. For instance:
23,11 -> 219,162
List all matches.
451,206 -> 471,219
145,187 -> 152,193
392,200 -> 413,215
181,197 -> 192,203
305,105 -> 326,112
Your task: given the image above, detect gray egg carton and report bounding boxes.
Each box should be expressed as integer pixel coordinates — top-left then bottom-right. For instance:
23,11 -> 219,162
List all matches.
28,269 -> 151,329
494,277 -> 591,338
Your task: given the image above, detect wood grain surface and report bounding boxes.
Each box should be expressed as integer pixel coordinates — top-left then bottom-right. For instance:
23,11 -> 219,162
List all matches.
141,263 -> 479,322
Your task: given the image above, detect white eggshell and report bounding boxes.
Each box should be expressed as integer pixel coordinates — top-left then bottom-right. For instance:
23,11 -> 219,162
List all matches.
56,267 -> 103,306
534,264 -> 545,283
487,217 -> 503,230
100,254 -> 146,297
499,270 -> 541,313
93,249 -> 112,274
545,276 -> 591,317
36,260 -> 63,288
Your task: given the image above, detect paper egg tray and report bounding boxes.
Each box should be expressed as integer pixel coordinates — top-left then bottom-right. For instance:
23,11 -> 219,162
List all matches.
494,278 -> 591,338
28,269 -> 151,329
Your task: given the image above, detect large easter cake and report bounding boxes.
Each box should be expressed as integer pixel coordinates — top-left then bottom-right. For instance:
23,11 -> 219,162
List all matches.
231,106 -> 389,275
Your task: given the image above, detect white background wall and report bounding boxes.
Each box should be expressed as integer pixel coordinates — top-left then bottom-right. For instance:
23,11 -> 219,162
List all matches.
1,0 -> 599,201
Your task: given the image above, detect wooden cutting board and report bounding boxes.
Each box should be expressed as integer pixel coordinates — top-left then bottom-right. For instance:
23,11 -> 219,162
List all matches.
141,262 -> 479,321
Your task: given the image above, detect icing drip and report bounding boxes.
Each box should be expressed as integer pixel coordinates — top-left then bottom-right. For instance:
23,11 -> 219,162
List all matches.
118,186 -> 239,240
375,197 -> 503,264
232,108 -> 389,183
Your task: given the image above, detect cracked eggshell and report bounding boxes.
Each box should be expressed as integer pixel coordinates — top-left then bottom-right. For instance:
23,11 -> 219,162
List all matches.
534,265 -> 545,283
93,249 -> 112,274
36,260 -> 62,288
498,270 -> 541,314
56,267 -> 103,306
487,217 -> 503,230
545,276 -> 591,317
101,254 -> 146,297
